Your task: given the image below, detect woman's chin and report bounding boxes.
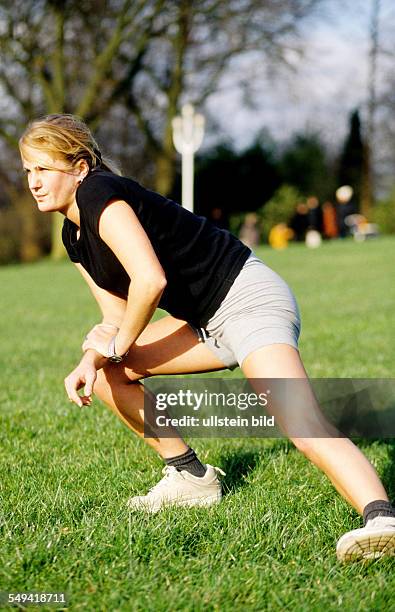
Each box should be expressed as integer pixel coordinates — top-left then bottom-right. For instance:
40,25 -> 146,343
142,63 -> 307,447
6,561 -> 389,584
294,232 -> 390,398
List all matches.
36,200 -> 56,212
37,204 -> 50,212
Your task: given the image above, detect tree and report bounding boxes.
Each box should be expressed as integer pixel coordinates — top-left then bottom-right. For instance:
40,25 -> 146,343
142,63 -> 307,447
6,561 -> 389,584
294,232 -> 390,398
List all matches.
337,110 -> 364,208
376,73 -> 395,196
0,0 -> 166,259
118,0 -> 327,196
0,0 -> 325,260
360,0 -> 381,216
190,137 -> 280,222
257,184 -> 302,242
371,1 -> 395,198
279,132 -> 334,201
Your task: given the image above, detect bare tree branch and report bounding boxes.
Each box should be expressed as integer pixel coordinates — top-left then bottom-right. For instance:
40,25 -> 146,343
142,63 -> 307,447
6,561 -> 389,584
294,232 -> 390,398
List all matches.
52,4 -> 66,110
75,0 -> 147,118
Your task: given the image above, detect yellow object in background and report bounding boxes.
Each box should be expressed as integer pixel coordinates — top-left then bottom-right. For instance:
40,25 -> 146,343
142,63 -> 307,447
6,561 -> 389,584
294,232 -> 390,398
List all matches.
268,223 -> 294,250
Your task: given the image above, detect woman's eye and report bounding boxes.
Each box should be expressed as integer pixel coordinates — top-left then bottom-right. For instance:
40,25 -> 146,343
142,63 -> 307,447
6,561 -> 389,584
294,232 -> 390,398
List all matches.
24,166 -> 50,174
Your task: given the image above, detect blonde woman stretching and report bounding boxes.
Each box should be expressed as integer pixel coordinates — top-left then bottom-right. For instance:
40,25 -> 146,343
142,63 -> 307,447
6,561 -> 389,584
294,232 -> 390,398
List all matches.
19,114 -> 395,561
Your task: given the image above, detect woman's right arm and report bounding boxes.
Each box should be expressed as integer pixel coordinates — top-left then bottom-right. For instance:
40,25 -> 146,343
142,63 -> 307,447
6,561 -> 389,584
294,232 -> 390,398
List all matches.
64,264 -> 127,407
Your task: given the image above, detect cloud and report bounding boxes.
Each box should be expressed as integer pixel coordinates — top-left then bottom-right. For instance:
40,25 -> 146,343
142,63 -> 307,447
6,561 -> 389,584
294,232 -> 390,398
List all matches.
206,19 -> 370,149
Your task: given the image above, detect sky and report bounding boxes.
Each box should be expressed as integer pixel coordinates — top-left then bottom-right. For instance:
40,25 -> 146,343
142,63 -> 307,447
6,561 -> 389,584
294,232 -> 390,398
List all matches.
205,0 -> 394,153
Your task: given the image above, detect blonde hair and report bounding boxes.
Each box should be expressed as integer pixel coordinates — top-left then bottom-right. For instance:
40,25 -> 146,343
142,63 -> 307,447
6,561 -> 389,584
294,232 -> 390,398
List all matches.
19,114 -> 121,175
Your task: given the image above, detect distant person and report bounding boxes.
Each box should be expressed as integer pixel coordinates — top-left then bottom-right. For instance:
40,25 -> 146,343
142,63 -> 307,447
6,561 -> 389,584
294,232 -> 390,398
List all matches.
322,201 -> 339,239
289,203 -> 309,242
239,212 -> 260,248
306,196 -> 323,234
209,207 -> 228,230
19,113 -> 395,562
336,185 -> 357,238
344,214 -> 379,242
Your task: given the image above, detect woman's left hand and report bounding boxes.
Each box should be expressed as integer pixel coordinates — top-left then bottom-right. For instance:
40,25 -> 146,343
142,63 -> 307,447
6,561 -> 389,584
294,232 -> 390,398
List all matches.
82,323 -> 118,356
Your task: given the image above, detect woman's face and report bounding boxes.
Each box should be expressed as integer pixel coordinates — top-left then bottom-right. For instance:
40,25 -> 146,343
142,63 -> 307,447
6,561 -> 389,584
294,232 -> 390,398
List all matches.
21,147 -> 88,214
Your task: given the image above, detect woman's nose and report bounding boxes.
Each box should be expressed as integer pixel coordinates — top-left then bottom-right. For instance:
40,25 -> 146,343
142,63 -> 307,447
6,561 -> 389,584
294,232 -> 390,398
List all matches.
29,173 -> 42,190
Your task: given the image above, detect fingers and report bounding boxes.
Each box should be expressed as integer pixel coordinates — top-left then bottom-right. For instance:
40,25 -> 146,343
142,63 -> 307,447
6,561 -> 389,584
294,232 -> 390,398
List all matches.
88,323 -> 117,335
81,394 -> 93,407
64,374 -> 84,408
84,370 -> 97,400
97,323 -> 119,331
82,324 -> 115,355
82,338 -> 102,353
64,365 -> 97,408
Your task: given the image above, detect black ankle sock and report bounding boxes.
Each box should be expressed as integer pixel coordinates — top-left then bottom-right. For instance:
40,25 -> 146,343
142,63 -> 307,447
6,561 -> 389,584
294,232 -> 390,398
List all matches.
363,500 -> 395,526
164,447 -> 207,477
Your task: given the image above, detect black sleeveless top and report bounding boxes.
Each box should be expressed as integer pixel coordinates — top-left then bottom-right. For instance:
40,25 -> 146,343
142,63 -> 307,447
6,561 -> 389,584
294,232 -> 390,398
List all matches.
62,168 -> 250,327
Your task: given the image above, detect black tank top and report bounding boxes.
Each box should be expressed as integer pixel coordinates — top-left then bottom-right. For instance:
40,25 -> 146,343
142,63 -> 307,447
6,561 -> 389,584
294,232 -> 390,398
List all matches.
62,168 -> 250,326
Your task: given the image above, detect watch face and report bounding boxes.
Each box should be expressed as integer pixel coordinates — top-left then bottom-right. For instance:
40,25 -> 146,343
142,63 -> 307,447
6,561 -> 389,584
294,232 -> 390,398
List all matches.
108,354 -> 123,363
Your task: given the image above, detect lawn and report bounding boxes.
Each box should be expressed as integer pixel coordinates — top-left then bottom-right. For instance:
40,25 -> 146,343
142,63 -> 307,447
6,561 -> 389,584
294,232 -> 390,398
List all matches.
0,237 -> 394,611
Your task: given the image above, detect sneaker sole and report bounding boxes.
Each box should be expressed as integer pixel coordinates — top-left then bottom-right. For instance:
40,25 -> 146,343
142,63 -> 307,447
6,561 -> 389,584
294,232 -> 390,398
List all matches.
128,493 -> 222,513
337,529 -> 395,561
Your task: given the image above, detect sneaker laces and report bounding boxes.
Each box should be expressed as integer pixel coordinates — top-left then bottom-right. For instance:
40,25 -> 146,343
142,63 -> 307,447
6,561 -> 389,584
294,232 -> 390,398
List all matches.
146,466 -> 182,495
146,465 -> 226,496
212,466 -> 226,477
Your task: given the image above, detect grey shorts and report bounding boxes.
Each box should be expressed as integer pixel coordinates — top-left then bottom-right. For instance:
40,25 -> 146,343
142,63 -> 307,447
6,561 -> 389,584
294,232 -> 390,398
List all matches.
190,253 -> 301,370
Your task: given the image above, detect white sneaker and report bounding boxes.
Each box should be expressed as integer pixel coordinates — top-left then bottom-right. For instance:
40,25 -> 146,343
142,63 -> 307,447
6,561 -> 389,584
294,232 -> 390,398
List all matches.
127,464 -> 225,513
336,516 -> 395,561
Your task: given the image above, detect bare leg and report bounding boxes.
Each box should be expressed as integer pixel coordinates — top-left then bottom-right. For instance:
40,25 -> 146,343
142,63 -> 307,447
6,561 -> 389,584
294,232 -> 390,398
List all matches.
93,377 -> 187,458
93,316 -> 227,458
241,344 -> 389,514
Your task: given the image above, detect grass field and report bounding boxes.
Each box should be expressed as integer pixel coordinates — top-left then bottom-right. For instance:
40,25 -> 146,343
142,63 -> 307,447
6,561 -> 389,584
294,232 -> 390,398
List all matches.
0,237 -> 394,611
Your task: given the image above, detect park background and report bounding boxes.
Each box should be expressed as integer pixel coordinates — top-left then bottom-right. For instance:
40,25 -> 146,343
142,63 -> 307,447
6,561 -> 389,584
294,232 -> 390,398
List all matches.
0,1 -> 394,610
1,0 -> 395,258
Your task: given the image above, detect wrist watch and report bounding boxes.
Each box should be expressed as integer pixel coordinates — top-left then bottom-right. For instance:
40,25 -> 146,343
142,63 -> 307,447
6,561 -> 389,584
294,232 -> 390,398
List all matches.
107,335 -> 128,363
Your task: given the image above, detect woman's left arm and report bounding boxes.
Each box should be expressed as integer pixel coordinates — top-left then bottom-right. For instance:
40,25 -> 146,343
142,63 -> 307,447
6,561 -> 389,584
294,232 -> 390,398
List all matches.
97,199 -> 167,356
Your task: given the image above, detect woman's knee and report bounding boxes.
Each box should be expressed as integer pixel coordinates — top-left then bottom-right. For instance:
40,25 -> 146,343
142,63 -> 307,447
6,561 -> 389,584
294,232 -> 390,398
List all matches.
93,364 -> 144,398
291,436 -> 319,457
291,436 -> 339,459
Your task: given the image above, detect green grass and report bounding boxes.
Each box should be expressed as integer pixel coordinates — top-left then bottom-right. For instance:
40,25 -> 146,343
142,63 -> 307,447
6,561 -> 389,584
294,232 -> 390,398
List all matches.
0,237 -> 394,611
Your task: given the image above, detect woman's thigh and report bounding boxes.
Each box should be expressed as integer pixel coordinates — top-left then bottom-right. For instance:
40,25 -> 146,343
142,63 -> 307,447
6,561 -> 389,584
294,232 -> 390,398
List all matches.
241,344 -> 307,379
106,315 -> 228,381
241,344 -> 337,438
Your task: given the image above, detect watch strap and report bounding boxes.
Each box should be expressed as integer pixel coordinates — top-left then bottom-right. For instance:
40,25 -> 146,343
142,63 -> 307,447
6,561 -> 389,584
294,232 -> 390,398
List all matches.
107,335 -> 125,363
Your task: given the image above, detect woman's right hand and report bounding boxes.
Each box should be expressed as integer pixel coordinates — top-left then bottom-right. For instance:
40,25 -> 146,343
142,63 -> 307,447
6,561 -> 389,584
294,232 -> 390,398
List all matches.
64,350 -> 105,407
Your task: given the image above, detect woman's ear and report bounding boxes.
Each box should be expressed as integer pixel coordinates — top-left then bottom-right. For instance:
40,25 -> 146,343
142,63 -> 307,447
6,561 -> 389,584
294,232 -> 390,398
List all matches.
76,159 -> 90,181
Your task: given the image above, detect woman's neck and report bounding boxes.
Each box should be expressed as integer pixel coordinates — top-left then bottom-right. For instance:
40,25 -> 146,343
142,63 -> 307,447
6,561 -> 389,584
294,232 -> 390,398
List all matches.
64,200 -> 80,226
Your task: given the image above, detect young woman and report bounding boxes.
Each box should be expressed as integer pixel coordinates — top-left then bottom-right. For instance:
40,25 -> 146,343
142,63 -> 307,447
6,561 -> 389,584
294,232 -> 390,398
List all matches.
19,114 -> 395,561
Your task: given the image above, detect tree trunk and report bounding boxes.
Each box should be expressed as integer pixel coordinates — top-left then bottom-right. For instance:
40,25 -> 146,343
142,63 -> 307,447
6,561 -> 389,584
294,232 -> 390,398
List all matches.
51,214 -> 66,260
361,0 -> 381,217
153,1 -> 189,196
13,193 -> 46,262
154,147 -> 177,196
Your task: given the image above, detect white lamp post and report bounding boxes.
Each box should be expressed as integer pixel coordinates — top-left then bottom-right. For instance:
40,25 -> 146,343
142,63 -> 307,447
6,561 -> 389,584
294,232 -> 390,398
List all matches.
172,103 -> 205,212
